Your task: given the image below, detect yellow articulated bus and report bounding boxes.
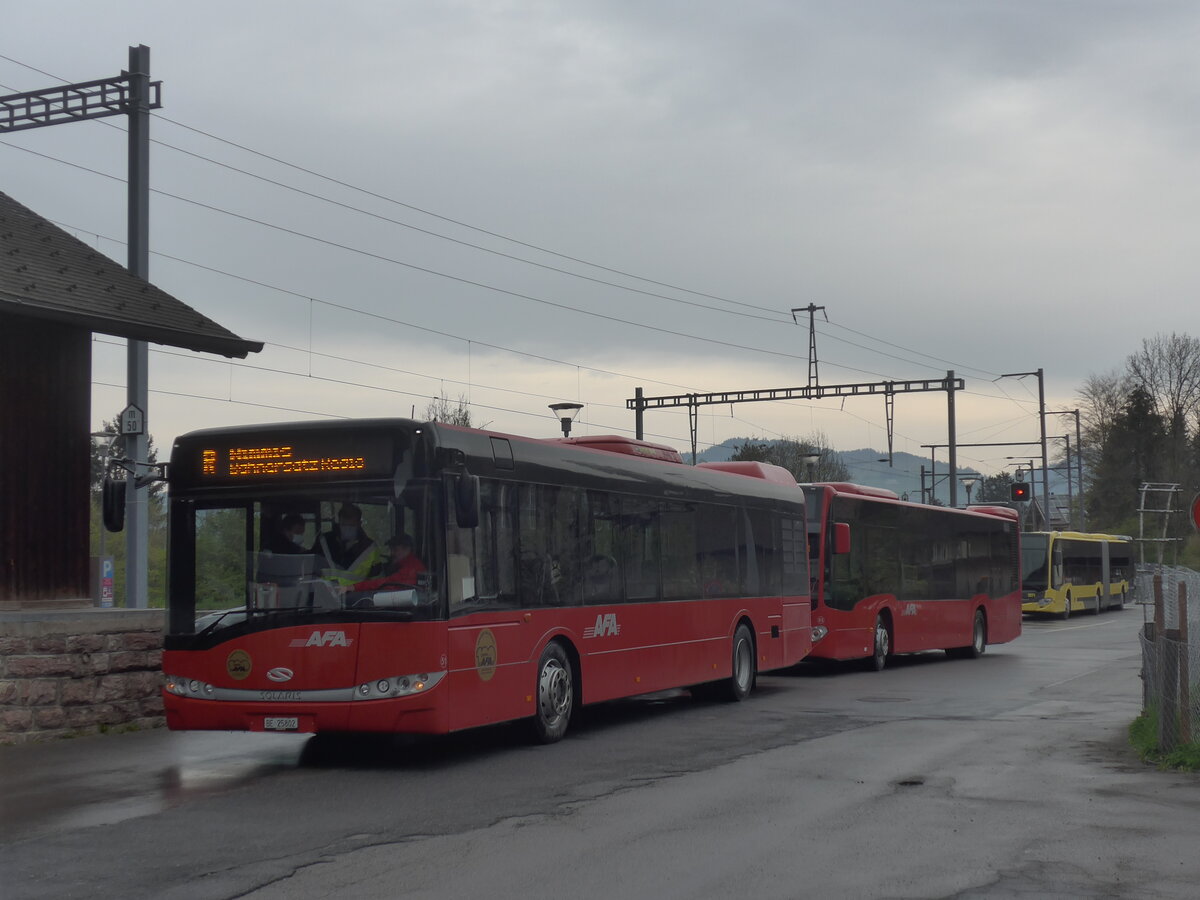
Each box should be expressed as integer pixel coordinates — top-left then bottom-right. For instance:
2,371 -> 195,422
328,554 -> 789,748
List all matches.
1020,531 -> 1134,619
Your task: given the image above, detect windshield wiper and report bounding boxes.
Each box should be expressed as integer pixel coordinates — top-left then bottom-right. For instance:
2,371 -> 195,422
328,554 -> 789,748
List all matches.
195,608 -> 244,639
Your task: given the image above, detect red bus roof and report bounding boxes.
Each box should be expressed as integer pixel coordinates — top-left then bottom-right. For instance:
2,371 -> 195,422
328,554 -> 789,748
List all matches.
546,434 -> 684,464
814,482 -> 899,500
696,461 -> 798,486
966,505 -> 1021,522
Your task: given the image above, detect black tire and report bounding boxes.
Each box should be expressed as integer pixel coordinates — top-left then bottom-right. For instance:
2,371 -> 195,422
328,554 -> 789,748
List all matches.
1059,592 -> 1072,620
965,609 -> 986,658
1115,589 -> 1126,611
725,624 -> 756,701
869,616 -> 890,672
531,642 -> 573,744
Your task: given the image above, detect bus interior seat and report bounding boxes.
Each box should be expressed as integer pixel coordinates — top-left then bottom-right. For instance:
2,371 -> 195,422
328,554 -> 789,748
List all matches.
256,552 -> 316,586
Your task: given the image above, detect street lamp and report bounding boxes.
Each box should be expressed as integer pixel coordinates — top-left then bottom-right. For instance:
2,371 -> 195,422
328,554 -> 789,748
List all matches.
549,402 -> 584,438
960,475 -> 980,506
801,452 -> 821,482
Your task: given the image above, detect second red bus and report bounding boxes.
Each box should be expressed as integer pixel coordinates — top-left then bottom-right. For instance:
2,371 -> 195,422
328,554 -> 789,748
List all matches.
802,483 -> 1022,670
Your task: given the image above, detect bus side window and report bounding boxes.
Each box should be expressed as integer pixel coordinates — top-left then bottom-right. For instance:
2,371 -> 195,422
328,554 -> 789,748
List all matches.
619,496 -> 660,602
660,501 -> 699,601
519,484 -> 582,607
697,505 -> 738,598
584,491 -> 622,604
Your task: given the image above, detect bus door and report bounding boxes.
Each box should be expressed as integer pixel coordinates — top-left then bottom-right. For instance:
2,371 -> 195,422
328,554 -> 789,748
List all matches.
1101,541 -> 1112,606
1051,543 -> 1064,596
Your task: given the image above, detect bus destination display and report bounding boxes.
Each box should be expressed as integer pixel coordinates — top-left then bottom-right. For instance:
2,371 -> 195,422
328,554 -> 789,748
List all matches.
203,445 -> 365,478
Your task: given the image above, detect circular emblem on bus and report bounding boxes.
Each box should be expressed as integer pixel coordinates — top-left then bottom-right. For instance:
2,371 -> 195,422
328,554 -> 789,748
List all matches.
227,649 -> 252,681
266,667 -> 294,683
475,629 -> 497,682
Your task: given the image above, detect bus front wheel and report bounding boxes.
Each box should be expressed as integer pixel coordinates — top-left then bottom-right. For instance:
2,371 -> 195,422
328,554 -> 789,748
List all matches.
532,641 -> 573,744
1059,593 -> 1072,620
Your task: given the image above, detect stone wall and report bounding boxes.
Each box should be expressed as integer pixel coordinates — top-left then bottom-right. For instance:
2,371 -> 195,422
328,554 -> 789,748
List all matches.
0,609 -> 165,745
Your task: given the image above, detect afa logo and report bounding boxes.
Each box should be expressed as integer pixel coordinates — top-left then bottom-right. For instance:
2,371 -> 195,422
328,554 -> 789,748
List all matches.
475,629 -> 498,682
289,630 -> 353,648
901,603 -> 919,617
583,613 -> 621,639
226,649 -> 252,680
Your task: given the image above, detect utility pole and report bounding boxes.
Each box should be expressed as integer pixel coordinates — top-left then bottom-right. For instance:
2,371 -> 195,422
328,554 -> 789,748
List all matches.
125,45 -> 152,609
1000,369 -> 1049,532
792,304 -> 827,388
946,370 -> 958,508
0,45 -> 162,608
1047,409 -> 1085,530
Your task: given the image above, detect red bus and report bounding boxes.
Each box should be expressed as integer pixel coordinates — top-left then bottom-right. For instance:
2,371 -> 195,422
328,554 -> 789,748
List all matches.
802,483 -> 1021,670
161,419 -> 813,742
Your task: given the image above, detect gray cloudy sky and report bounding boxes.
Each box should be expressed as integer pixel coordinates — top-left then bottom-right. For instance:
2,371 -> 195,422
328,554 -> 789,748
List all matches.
4,1 -> 1198,476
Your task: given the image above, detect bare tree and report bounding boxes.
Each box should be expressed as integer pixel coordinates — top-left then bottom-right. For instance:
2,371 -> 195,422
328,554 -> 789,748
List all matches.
1126,332 -> 1200,435
424,393 -> 491,428
1076,369 -> 1128,490
1077,369 -> 1127,447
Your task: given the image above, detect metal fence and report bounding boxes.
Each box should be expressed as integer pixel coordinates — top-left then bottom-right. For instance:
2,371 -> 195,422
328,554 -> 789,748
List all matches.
1137,565 -> 1199,751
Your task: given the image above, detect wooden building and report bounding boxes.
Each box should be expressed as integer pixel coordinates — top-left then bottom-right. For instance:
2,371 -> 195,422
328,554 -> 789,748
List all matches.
0,190 -> 261,609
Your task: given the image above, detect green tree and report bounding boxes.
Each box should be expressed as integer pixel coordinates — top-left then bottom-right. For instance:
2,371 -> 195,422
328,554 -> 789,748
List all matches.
1087,386 -> 1167,531
972,472 -> 1015,504
88,413 -> 167,606
89,414 -> 163,497
731,434 -> 849,482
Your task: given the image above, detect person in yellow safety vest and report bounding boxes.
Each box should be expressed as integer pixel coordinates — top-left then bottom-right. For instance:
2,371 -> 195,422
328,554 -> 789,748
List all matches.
314,503 -> 379,585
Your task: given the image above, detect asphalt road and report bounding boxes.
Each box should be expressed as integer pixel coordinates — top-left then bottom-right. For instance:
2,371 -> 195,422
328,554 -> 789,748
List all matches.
3,606 -> 1197,899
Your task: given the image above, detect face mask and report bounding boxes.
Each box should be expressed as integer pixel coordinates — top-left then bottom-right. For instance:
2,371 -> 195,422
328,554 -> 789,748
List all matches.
290,532 -> 305,546
339,525 -> 357,542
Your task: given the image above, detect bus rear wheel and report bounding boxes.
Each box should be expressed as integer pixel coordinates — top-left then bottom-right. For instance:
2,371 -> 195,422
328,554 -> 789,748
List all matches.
531,641 -> 573,744
965,609 -> 986,658
725,624 -> 756,701
868,616 -> 890,671
946,610 -> 986,659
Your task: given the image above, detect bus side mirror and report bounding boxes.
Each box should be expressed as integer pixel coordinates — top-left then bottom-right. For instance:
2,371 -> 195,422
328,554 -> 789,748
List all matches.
455,474 -> 480,528
102,474 -> 126,533
832,522 -> 850,555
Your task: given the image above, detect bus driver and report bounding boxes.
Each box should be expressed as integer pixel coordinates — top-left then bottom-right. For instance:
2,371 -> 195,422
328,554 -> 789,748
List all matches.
354,534 -> 426,592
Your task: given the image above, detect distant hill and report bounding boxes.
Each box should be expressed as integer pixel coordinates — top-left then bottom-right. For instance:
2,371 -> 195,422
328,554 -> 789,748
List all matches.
696,438 -> 1068,504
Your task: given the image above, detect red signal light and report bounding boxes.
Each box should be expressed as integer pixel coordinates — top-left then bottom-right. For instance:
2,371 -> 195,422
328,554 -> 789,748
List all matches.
1010,482 -> 1030,502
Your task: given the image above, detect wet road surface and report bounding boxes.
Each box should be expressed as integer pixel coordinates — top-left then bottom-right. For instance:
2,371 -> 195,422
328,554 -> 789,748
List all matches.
3,607 -> 1197,899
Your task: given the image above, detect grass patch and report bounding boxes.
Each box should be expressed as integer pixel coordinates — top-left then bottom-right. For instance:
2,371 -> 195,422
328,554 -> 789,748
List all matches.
1130,710 -> 1200,772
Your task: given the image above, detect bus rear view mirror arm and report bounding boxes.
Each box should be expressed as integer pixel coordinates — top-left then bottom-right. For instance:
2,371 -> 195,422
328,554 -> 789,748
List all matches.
456,473 -> 480,528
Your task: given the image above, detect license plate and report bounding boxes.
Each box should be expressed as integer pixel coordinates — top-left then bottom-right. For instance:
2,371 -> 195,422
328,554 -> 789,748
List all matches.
264,716 -> 299,731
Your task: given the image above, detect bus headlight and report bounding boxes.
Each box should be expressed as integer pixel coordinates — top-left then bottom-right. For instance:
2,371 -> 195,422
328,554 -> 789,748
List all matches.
354,671 -> 445,700
165,674 -> 216,699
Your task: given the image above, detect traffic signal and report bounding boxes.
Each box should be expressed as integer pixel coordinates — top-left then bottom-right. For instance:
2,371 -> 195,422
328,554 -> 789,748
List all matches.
1010,482 -> 1031,502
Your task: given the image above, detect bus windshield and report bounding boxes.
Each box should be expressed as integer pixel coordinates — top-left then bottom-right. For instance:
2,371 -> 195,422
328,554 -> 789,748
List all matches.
171,483 -> 443,636
1021,534 -> 1049,590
